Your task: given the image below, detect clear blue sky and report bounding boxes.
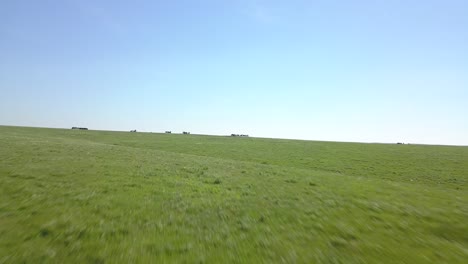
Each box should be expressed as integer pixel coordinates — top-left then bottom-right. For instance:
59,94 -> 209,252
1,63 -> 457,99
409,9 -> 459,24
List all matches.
1,0 -> 467,145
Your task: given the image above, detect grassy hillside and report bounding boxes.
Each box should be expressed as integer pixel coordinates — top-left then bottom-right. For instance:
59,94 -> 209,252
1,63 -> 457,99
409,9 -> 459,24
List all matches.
0,126 -> 467,263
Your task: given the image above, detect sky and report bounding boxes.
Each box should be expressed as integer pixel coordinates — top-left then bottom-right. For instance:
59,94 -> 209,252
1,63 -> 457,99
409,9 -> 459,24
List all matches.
1,0 -> 467,145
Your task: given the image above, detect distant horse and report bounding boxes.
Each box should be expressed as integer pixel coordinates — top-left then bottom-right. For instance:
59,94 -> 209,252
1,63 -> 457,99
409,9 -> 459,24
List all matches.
72,127 -> 88,130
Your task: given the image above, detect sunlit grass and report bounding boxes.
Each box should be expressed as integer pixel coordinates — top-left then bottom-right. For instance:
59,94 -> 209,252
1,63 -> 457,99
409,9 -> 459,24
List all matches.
0,126 -> 467,263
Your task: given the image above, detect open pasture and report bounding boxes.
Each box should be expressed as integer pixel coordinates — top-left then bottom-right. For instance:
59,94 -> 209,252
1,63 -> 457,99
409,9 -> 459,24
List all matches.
0,126 -> 467,263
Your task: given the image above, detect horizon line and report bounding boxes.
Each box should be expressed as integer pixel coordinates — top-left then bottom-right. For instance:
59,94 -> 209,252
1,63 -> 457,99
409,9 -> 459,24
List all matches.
1,124 -> 467,147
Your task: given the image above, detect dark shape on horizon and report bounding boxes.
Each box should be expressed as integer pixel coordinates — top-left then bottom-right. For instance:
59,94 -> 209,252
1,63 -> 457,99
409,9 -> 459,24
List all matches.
231,134 -> 249,137
71,127 -> 88,130
183,131 -> 190,134
165,131 -> 172,134
397,142 -> 404,145
130,130 -> 137,132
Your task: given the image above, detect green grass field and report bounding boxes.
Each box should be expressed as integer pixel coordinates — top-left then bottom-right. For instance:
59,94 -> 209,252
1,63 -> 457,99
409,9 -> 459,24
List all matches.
0,126 -> 467,263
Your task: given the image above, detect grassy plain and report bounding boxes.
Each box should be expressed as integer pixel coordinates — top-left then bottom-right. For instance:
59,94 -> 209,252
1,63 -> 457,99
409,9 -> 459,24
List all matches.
0,125 -> 467,263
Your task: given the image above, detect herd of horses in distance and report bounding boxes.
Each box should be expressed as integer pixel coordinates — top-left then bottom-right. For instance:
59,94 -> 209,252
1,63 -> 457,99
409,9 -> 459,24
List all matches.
70,127 -> 409,143
71,127 -> 249,137
70,127 -> 412,144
